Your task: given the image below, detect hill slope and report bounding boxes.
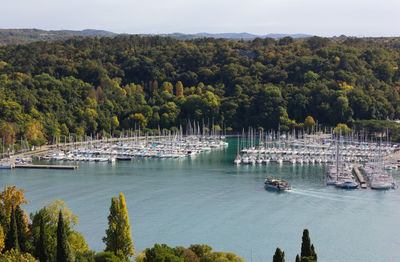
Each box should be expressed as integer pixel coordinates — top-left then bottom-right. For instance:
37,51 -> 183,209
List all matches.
0,29 -> 311,45
0,29 -> 116,45
0,35 -> 399,146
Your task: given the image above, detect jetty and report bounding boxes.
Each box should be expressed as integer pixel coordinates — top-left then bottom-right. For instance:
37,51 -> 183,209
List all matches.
15,164 -> 78,170
352,166 -> 367,189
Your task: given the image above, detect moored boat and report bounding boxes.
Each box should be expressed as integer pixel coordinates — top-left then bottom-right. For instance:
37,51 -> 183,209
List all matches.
335,180 -> 359,189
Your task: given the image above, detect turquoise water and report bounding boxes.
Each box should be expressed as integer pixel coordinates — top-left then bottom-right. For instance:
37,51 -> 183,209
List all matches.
1,139 -> 400,262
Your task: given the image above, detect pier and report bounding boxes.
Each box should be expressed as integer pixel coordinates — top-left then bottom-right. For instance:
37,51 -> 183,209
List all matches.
15,164 -> 78,170
352,166 -> 367,189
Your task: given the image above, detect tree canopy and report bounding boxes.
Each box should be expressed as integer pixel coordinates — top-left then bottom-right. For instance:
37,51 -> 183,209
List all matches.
1,35 -> 400,149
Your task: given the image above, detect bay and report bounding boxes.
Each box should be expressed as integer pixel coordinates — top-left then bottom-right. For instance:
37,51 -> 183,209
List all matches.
1,138 -> 400,262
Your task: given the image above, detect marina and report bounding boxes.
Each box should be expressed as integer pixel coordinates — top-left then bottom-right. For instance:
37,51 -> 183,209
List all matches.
39,134 -> 229,162
233,129 -> 399,166
1,138 -> 399,262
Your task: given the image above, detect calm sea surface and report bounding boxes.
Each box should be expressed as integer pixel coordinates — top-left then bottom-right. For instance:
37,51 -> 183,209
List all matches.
1,139 -> 400,262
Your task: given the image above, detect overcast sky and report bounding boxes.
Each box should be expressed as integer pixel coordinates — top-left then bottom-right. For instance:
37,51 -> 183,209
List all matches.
1,0 -> 400,36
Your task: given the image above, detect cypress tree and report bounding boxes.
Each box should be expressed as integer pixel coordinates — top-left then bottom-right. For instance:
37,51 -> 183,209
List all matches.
57,210 -> 72,262
301,229 -> 311,257
273,248 -> 285,262
300,229 -> 317,262
4,206 -> 19,251
311,244 -> 317,261
36,216 -> 49,262
15,205 -> 29,252
103,192 -> 134,260
295,254 -> 300,262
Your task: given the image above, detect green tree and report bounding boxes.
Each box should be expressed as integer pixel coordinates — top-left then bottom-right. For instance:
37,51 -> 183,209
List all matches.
273,248 -> 285,262
0,121 -> 16,145
47,199 -> 78,231
36,217 -> 49,262
4,207 -> 19,252
15,205 -> 30,253
143,244 -> 184,262
56,210 -> 72,262
75,250 -> 95,262
300,229 -> 317,262
103,193 -> 134,260
188,244 -> 212,259
94,251 -> 122,262
209,251 -> 244,262
0,248 -> 38,261
303,116 -> 316,132
301,229 -> 311,257
333,123 -> 351,134
31,200 -> 86,261
68,231 -> 90,254
0,205 -> 8,235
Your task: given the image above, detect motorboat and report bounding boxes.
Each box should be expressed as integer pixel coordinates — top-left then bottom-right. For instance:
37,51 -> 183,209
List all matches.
264,177 -> 291,191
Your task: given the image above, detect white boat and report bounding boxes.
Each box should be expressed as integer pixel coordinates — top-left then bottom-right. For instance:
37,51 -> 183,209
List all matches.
234,155 -> 241,165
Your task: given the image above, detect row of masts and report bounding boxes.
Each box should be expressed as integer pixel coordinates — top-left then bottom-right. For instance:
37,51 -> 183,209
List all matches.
41,130 -> 229,162
234,128 -> 397,166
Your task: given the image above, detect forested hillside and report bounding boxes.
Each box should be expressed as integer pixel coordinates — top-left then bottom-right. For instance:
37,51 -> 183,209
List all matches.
0,35 -> 400,146
0,29 -> 116,45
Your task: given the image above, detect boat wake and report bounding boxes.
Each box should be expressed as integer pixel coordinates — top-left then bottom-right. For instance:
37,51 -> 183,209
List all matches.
288,188 -> 376,202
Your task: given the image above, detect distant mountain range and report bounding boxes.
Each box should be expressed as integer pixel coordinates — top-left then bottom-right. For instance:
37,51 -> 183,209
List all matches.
142,32 -> 312,40
0,29 -> 312,45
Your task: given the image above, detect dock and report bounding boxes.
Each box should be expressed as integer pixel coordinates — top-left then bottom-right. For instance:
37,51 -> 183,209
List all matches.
352,166 -> 367,189
15,164 -> 78,170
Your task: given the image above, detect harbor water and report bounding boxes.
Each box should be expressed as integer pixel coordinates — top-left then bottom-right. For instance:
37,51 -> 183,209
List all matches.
1,138 -> 400,262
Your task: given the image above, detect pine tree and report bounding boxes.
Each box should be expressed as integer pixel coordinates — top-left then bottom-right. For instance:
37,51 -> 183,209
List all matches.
15,205 -> 29,252
57,210 -> 72,262
273,247 -> 285,262
103,192 -> 134,260
4,206 -> 19,251
36,216 -> 49,262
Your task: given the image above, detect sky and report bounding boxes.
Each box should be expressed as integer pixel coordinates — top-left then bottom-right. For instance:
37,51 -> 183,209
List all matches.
1,0 -> 400,37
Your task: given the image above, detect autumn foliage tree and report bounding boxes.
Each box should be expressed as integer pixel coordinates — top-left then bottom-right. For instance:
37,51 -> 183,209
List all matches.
0,224 -> 4,253
175,81 -> 184,97
103,192 -> 134,261
24,120 -> 47,145
0,185 -> 29,222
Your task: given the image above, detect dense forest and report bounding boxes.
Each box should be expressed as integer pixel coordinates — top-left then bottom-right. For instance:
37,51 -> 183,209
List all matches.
1,35 -> 400,147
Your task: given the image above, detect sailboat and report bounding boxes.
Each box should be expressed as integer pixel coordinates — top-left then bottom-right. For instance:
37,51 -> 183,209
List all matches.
234,135 -> 241,165
327,138 -> 358,189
